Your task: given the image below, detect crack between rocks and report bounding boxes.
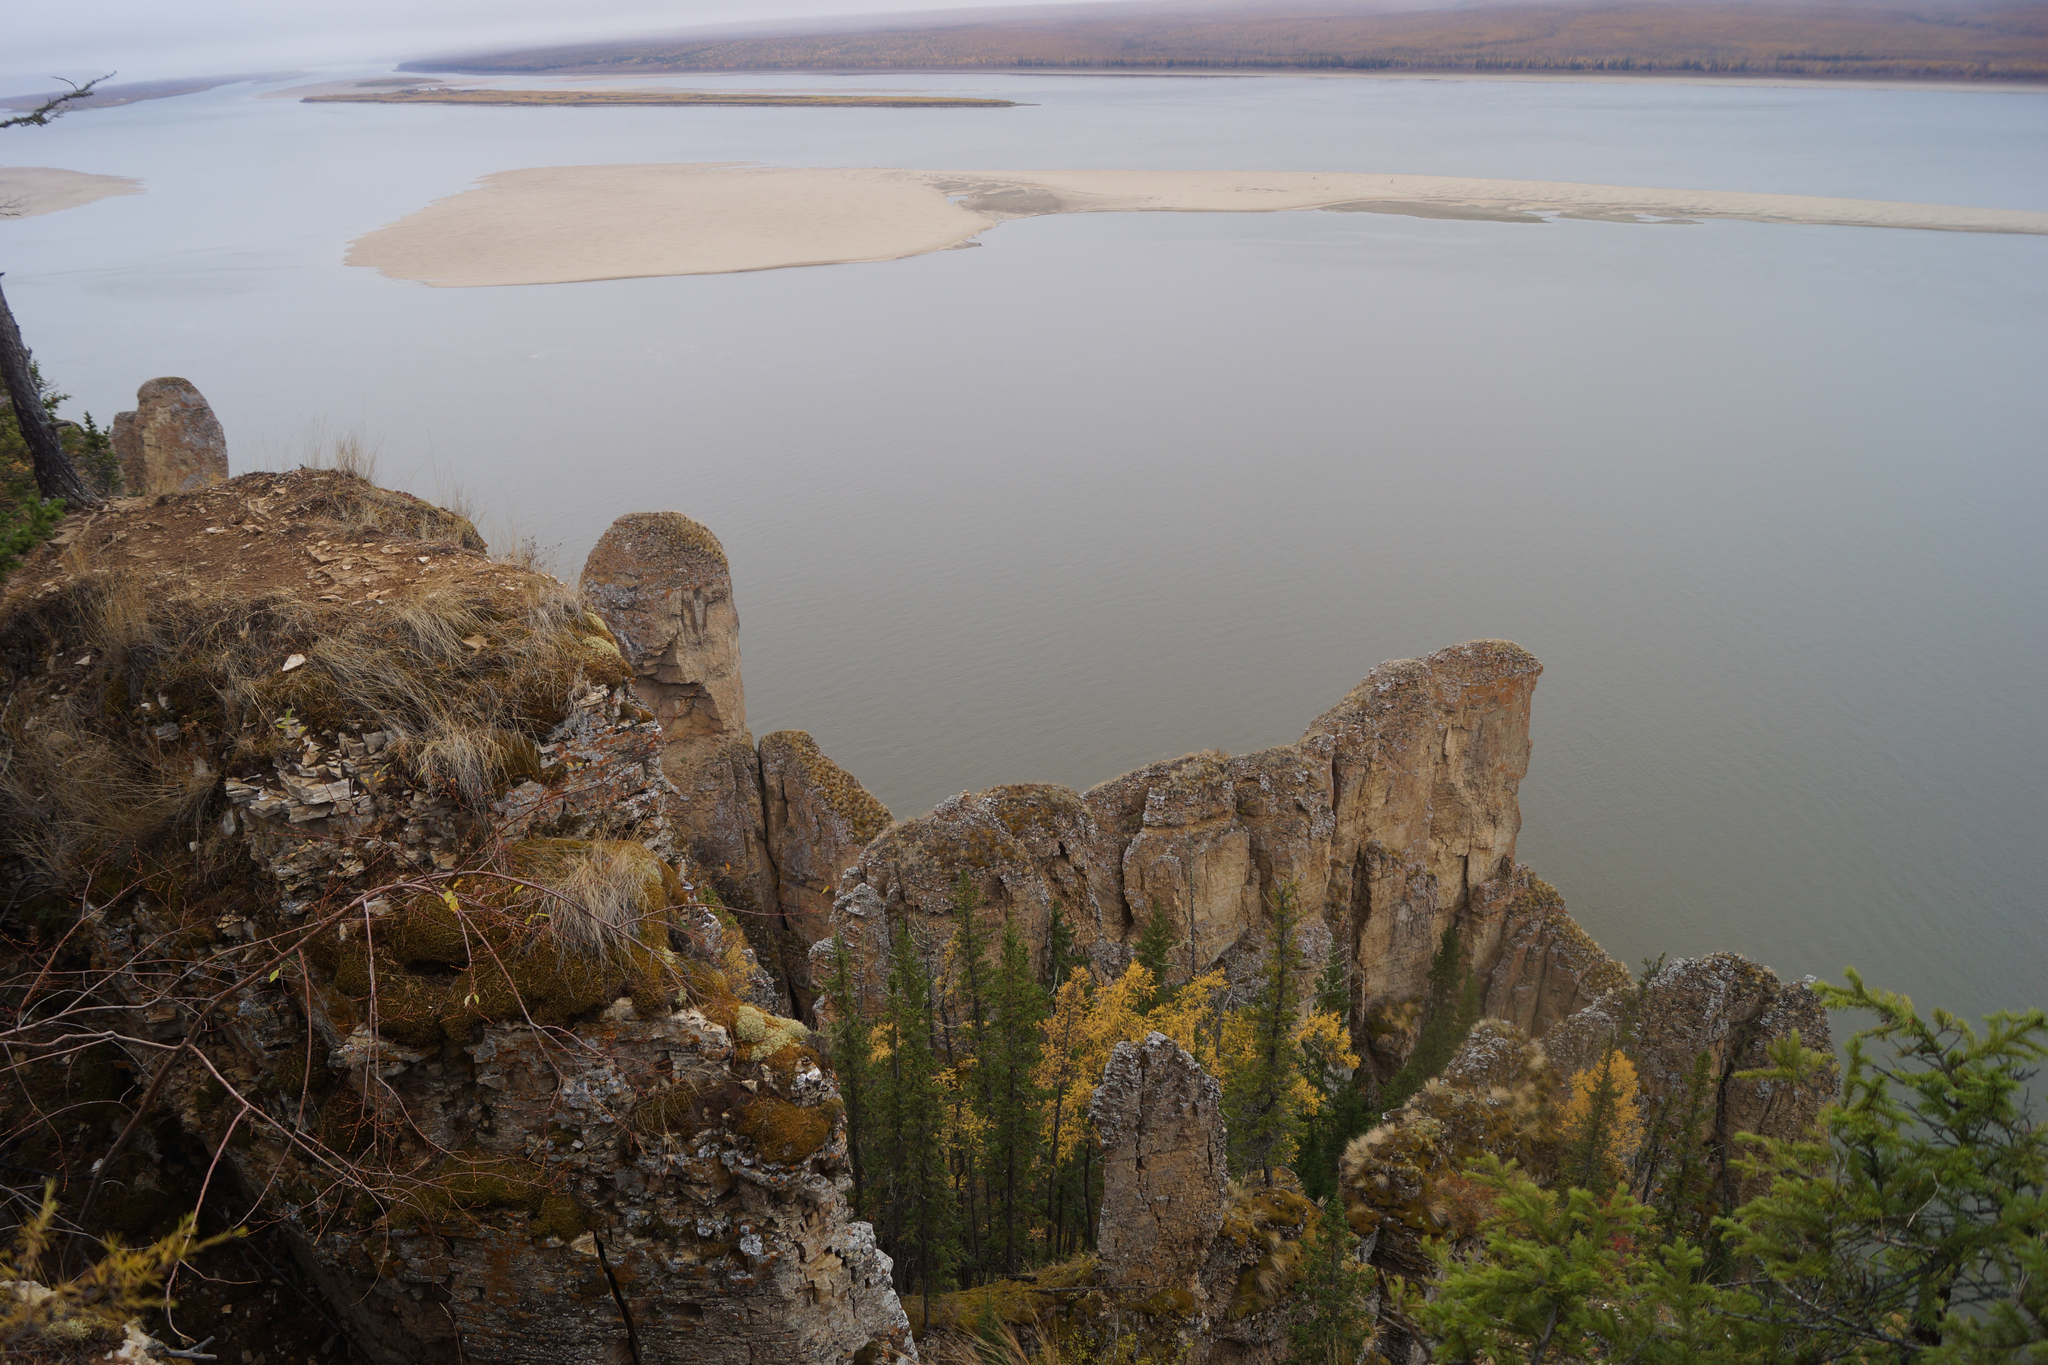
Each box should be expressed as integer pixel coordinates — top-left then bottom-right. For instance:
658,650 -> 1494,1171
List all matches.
593,1231 -> 644,1365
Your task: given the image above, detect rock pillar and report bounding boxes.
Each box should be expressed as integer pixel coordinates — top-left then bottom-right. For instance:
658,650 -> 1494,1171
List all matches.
580,512 -> 774,918
112,377 -> 227,494
1091,1032 -> 1228,1298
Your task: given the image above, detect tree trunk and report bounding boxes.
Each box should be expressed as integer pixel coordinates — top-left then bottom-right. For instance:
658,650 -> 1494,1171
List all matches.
0,275 -> 98,509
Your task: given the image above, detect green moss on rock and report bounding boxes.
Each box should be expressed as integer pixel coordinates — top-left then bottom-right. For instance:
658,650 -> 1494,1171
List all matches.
735,1095 -> 839,1165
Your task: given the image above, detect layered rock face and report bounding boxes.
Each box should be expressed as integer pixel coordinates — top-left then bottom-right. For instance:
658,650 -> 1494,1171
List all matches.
112,376 -> 228,494
818,641 -> 1550,1066
1301,641 -> 1542,1046
760,730 -> 893,1010
1477,866 -> 1634,1036
571,518 -> 1557,1077
580,513 -> 775,917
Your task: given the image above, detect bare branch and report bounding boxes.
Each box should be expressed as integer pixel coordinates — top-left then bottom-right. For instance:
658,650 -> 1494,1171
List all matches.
0,74 -> 115,130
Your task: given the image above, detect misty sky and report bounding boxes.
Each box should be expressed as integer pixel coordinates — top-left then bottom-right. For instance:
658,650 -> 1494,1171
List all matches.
6,0 -> 1138,90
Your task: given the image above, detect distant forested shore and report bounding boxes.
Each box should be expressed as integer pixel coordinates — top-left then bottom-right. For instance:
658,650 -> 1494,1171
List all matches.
403,0 -> 2048,84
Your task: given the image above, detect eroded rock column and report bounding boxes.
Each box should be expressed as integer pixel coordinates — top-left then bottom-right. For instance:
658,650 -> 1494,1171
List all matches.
581,512 -> 774,916
1091,1032 -> 1228,1299
1301,640 -> 1543,1057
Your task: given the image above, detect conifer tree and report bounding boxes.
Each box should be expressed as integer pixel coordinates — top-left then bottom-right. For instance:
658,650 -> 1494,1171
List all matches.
1224,881 -> 1309,1184
1561,1045 -> 1643,1191
984,909 -> 1047,1273
1043,900 -> 1080,994
946,873 -> 995,1273
1375,922 -> 1481,1117
877,915 -> 959,1310
1132,898 -> 1180,1009
950,874 -> 994,1076
1299,949 -> 1371,1201
1421,979 -> 2048,1364
1289,1194 -> 1376,1365
1036,966 -> 1092,1252
823,936 -> 874,1214
1651,1050 -> 1719,1249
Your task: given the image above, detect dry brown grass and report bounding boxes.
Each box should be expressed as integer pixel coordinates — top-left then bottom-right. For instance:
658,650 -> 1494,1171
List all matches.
508,838 -> 676,963
297,424 -> 379,484
0,700 -> 218,883
0,551 -> 625,883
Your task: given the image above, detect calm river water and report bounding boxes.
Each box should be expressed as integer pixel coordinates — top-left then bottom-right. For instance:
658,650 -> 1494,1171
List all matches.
6,69 -> 2044,1021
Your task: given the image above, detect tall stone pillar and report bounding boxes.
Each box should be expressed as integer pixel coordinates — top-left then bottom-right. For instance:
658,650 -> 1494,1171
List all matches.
1091,1032 -> 1229,1300
580,512 -> 775,920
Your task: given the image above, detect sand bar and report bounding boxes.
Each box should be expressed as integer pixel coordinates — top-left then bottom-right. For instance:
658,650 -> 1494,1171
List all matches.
345,164 -> 2048,287
304,88 -> 1016,108
0,166 -> 143,219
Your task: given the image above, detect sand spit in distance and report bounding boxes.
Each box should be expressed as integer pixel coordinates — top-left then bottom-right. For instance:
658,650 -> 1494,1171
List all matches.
345,164 -> 2048,287
0,167 -> 143,218
302,88 -> 1017,108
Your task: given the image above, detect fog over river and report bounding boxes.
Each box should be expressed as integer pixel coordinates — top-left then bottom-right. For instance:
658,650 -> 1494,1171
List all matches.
6,69 -> 2044,1020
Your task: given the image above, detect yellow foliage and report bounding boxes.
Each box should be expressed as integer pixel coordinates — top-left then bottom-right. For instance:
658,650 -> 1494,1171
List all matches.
1562,1052 -> 1644,1170
0,1181 -> 238,1353
1029,959 -> 1349,1166
1209,1002 -> 1358,1147
1292,1007 -> 1361,1114
1033,965 -> 1131,1161
1143,967 -> 1230,1061
940,1062 -> 992,1159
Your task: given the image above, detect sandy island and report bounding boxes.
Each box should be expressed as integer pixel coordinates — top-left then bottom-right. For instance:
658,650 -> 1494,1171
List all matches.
304,88 -> 1016,108
0,167 -> 143,219
345,164 -> 2048,288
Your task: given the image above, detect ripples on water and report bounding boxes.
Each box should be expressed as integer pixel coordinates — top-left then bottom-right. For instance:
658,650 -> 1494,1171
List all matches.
7,70 -> 2045,1018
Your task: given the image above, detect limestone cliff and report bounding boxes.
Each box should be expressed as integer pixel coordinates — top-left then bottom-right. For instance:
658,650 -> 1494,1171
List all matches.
569,514 -> 1577,1084
816,640 -> 1570,1075
1476,865 -> 1634,1036
1,484 -> 1851,1365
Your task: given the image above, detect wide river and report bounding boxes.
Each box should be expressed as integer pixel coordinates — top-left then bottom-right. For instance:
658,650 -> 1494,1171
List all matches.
6,70 -> 2044,1021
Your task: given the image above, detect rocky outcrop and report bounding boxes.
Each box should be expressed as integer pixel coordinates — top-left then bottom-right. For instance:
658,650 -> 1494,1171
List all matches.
759,730 -> 892,1010
758,732 -> 892,938
0,473 -> 915,1365
815,782 -> 1107,1009
1542,952 -> 1837,1202
112,377 -> 228,494
570,524 -> 1560,1077
1091,1033 -> 1229,1297
1341,953 -> 1835,1362
1478,867 -> 1632,1036
819,642 -> 1546,1067
1089,744 -> 1335,983
580,512 -> 774,916
1301,641 -> 1542,1042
